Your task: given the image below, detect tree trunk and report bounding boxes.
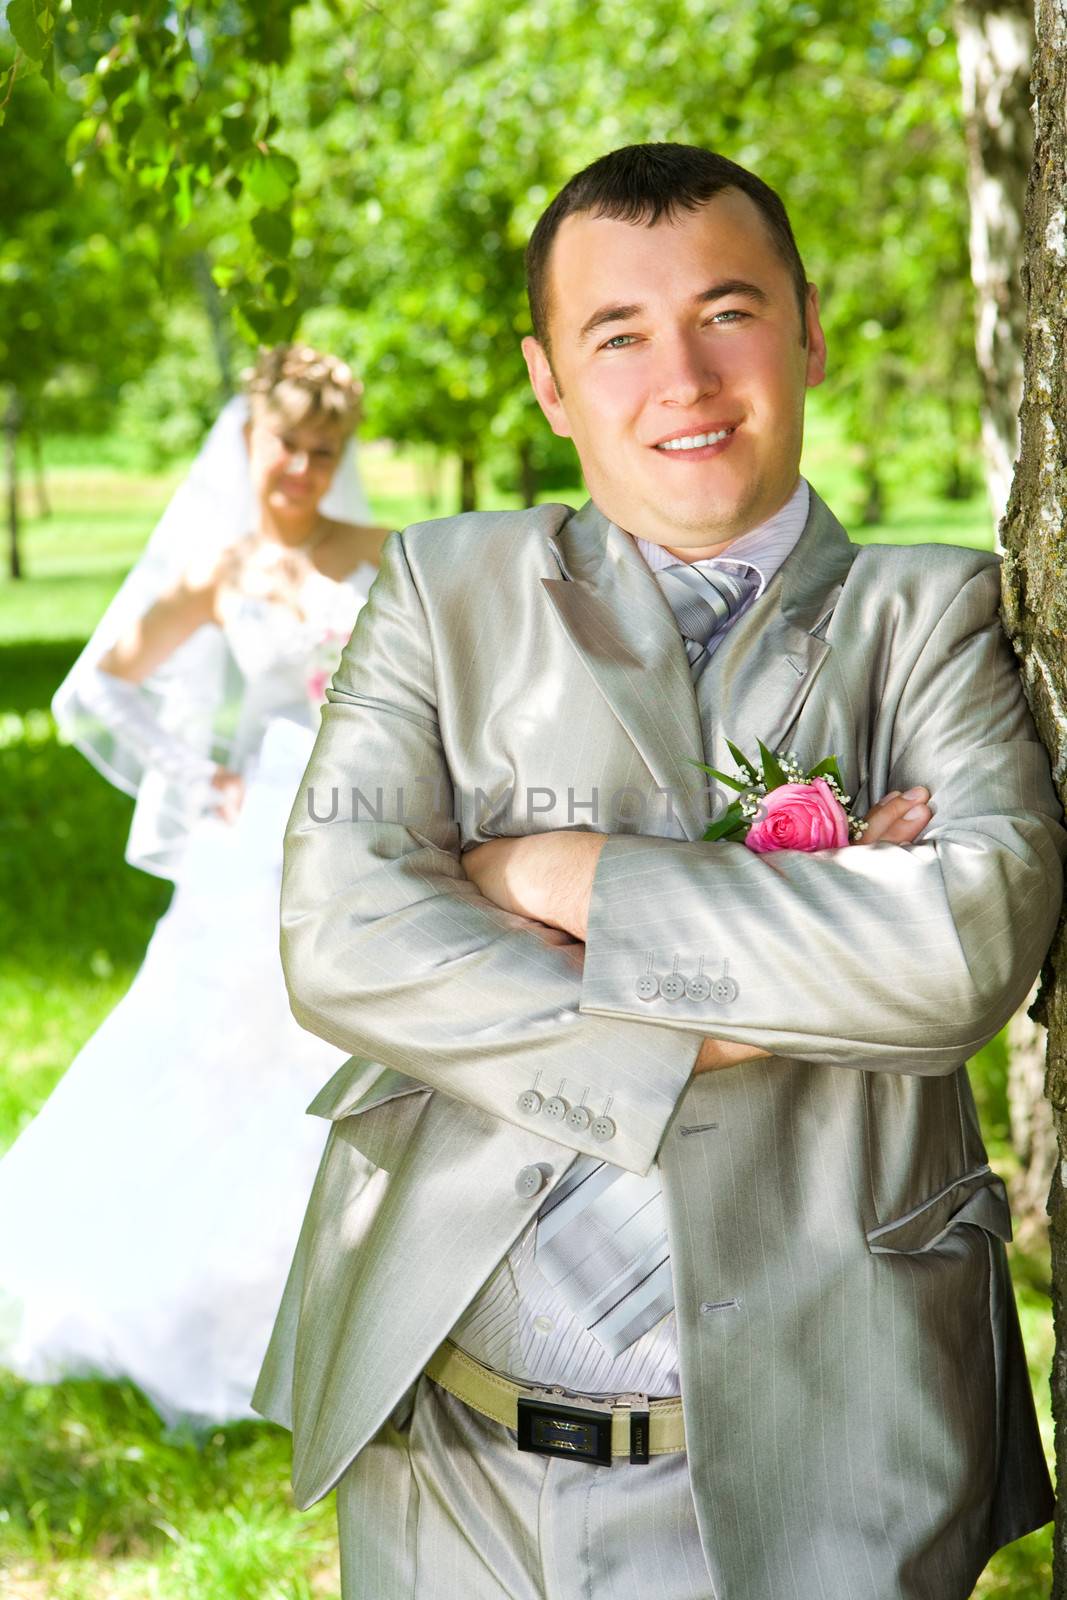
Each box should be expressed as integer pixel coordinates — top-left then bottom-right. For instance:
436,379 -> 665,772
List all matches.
5,391 -> 21,581
858,448 -> 884,526
953,0 -> 1034,528
29,428 -> 50,519
459,451 -> 478,514
956,0 -> 1058,1254
518,439 -> 537,506
997,4 -> 1067,1589
1008,983 -> 1057,1243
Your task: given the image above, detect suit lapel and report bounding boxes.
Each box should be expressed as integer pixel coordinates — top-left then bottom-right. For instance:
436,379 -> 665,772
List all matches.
542,499 -> 709,840
540,490 -> 859,839
696,491 -> 858,776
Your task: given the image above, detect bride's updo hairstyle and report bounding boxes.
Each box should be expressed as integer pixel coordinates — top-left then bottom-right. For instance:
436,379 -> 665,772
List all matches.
242,343 -> 364,436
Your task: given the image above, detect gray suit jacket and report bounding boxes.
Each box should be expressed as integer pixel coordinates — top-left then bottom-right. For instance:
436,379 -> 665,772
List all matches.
255,490 -> 1066,1600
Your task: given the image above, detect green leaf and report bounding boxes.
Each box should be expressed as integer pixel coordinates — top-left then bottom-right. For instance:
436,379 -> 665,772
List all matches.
251,207 -> 293,257
7,0 -> 44,63
70,0 -> 104,22
241,148 -> 299,210
809,755 -> 845,789
99,61 -> 138,105
758,740 -> 788,791
173,163 -> 194,227
725,739 -> 758,777
66,117 -> 98,163
702,801 -> 749,843
265,263 -> 294,304
220,112 -> 254,154
686,759 -> 748,793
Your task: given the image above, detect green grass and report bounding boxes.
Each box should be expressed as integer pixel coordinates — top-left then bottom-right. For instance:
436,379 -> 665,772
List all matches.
0,426 -> 1044,1598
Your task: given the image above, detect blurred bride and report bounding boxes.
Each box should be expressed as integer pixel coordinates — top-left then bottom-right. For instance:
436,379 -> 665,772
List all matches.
0,343 -> 388,1426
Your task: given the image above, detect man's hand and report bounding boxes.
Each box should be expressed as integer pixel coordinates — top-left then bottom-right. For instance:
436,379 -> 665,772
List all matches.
856,785 -> 931,844
691,785 -> 933,1074
461,831 -> 606,940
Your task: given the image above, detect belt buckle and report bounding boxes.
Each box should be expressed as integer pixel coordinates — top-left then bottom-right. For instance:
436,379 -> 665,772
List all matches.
516,1395 -> 613,1466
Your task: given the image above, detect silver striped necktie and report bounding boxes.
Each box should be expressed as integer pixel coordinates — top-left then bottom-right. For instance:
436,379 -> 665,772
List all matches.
532,557 -> 758,1357
654,559 -> 758,678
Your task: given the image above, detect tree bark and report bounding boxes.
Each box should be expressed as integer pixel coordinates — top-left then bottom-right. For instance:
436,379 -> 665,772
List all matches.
459,451 -> 478,514
518,439 -> 538,507
5,391 -> 21,581
858,448 -> 884,527
997,3 -> 1067,1588
29,428 -> 50,519
1008,983 -> 1057,1243
954,0 -> 1035,528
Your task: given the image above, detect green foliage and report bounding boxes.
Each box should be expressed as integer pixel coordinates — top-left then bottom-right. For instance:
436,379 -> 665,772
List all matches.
0,54 -> 162,460
1,0 -> 985,516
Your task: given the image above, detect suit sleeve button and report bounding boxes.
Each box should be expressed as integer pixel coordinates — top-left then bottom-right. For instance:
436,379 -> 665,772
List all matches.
565,1105 -> 591,1131
542,1096 -> 569,1120
635,974 -> 659,1000
659,974 -> 686,1001
517,1089 -> 543,1114
685,975 -> 711,1001
712,977 -> 739,1004
591,1115 -> 617,1142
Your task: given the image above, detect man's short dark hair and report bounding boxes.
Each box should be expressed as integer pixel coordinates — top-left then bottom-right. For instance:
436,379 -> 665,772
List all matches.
526,142 -> 810,354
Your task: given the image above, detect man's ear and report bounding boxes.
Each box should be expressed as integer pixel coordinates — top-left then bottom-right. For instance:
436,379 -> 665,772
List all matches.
522,337 -> 572,439
803,285 -> 827,389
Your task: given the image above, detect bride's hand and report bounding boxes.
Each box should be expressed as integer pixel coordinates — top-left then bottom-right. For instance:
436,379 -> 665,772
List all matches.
209,769 -> 245,824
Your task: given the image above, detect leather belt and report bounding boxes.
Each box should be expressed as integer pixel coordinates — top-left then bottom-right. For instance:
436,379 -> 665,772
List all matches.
423,1337 -> 685,1465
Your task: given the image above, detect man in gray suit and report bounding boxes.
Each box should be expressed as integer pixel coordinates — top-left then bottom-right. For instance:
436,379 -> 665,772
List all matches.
254,144 -> 1066,1599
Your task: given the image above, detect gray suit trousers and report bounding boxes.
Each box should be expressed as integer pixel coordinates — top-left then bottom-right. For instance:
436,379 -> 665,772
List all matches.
337,1372 -> 715,1599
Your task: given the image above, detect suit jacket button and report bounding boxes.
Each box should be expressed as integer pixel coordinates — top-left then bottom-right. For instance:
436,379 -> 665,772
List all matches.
686,975 -> 712,1001
591,1115 -> 617,1142
566,1105 -> 591,1131
517,1089 -> 543,1114
516,1164 -> 550,1198
542,1096 -> 569,1120
635,974 -> 659,1001
712,977 -> 739,1004
659,974 -> 686,1001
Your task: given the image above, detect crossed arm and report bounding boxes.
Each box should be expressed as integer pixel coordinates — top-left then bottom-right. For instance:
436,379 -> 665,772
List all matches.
280,534 -> 1064,1175
460,788 -> 934,1075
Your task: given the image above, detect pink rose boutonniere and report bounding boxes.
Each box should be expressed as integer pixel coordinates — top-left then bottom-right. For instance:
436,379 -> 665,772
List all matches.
689,741 -> 868,852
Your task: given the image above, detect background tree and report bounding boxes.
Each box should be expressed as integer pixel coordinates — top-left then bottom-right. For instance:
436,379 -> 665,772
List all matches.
953,0 -> 1034,527
997,0 -> 1067,1584
0,52 -> 161,577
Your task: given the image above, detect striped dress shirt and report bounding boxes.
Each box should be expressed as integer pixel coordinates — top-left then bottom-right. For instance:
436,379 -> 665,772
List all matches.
447,479 -> 811,1396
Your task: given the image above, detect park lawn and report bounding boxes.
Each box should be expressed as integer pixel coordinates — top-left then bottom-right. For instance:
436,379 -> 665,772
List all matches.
0,423 -> 1053,1597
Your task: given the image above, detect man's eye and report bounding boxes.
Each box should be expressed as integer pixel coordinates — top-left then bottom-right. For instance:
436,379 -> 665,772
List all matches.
601,333 -> 638,350
708,309 -> 748,325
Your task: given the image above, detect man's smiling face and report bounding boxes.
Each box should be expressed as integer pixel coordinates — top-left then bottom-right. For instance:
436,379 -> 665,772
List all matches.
522,188 -> 827,557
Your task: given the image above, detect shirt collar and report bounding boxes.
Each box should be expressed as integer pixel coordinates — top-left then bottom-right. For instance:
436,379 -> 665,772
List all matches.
634,478 -> 810,597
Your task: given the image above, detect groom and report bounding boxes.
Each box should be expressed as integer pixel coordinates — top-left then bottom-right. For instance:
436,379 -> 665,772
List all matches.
255,144 -> 1066,1599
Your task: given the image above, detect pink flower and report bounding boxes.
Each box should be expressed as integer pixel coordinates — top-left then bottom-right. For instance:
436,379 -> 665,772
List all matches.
744,778 -> 850,854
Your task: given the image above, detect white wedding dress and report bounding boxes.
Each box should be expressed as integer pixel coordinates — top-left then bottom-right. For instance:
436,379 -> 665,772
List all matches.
0,561 -> 375,1427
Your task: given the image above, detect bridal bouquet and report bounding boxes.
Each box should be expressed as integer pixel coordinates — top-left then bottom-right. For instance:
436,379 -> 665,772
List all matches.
690,741 -> 867,852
